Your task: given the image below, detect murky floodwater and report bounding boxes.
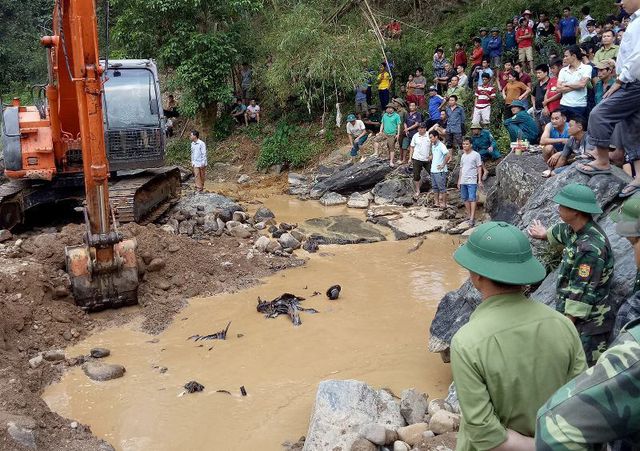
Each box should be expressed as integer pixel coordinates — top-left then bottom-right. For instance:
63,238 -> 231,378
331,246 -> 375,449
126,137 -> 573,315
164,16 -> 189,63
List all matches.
43,196 -> 467,451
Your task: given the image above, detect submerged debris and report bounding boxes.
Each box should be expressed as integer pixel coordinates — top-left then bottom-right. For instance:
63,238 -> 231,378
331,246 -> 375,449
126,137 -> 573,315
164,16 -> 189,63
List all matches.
256,293 -> 319,326
216,389 -> 232,395
240,386 -> 247,396
187,321 -> 231,341
184,381 -> 204,393
326,285 -> 341,300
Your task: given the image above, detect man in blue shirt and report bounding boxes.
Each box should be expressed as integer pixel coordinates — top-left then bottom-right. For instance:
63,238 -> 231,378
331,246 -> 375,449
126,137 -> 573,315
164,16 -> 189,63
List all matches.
488,28 -> 503,68
427,86 -> 444,128
503,100 -> 540,144
559,6 -> 579,45
480,27 -> 491,56
354,84 -> 368,117
445,95 -> 465,151
505,21 -> 517,51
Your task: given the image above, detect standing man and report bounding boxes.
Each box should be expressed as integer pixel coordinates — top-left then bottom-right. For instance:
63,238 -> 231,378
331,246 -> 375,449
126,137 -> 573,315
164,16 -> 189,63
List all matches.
413,68 -> 427,108
559,7 -> 579,45
457,137 -> 483,226
488,27 -> 503,68
542,58 -> 563,119
377,63 -> 392,109
427,86 -> 444,128
240,63 -> 253,104
346,114 -> 368,164
409,122 -> 431,199
516,17 -> 535,74
476,59 -> 494,87
190,130 -> 207,193
557,45 -> 592,119
578,6 -> 593,42
531,64 -> 550,126
433,48 -> 448,95
402,102 -> 423,165
444,76 -> 465,106
373,104 -> 401,166
528,183 -> 615,366
577,0 -> 640,198
472,73 -> 496,126
429,130 -> 450,208
453,42 -> 468,69
480,27 -> 491,57
444,95 -> 465,152
593,30 -> 619,63
354,83 -> 369,118
505,21 -> 517,51
451,221 -> 587,451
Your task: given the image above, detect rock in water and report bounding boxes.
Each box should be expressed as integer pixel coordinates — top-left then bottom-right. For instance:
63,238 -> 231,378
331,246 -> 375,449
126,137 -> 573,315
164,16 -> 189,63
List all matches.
254,207 -> 275,222
90,347 -> 111,359
400,388 -> 429,425
82,362 -> 126,381
310,157 -> 394,198
326,285 -> 341,300
371,178 -> 414,205
319,192 -> 347,206
302,380 -> 405,451
184,381 -> 204,393
347,192 -> 370,209
303,239 -> 319,253
278,233 -> 301,250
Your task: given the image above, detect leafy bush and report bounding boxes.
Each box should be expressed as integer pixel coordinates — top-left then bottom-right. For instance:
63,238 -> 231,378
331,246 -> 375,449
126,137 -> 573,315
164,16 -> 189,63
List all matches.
257,121 -> 320,169
165,137 -> 191,166
211,114 -> 235,142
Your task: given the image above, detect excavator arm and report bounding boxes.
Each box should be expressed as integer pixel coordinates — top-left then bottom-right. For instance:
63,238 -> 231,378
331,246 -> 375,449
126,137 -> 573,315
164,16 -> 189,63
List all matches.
43,0 -> 139,310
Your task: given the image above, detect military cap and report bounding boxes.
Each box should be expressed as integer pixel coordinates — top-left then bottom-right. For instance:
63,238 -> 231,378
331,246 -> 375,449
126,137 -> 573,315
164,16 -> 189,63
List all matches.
454,222 -> 546,284
470,122 -> 483,129
553,183 -> 603,214
346,114 -> 357,122
612,195 -> 640,236
510,100 -> 528,110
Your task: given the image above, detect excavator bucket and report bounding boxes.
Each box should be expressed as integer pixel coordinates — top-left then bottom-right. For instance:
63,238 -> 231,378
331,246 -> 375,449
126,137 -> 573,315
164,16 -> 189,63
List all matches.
65,238 -> 139,311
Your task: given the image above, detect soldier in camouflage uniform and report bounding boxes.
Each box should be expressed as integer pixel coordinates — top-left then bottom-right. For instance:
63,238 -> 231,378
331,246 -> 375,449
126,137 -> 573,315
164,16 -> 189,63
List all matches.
535,317 -> 640,450
612,196 -> 640,336
529,183 -> 615,366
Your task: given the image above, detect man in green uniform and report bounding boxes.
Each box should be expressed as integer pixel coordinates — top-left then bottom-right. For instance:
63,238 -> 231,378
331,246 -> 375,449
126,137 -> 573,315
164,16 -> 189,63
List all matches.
535,318 -> 640,449
528,183 -> 615,366
451,222 -> 586,451
611,196 -> 640,335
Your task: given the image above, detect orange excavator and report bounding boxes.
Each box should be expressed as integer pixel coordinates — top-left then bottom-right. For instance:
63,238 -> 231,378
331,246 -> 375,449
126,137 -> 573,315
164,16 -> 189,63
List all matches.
0,0 -> 178,309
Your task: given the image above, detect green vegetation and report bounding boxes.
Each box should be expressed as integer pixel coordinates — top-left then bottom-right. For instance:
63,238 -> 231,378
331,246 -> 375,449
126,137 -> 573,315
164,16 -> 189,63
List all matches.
256,121 -> 321,169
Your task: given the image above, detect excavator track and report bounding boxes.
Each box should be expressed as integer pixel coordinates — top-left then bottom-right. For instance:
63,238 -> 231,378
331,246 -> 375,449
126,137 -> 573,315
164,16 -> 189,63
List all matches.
0,180 -> 28,230
109,167 -> 182,224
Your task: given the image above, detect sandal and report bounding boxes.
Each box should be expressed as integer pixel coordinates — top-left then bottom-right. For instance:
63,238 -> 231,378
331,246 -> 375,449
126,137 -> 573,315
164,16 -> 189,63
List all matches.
619,183 -> 640,198
576,162 -> 612,176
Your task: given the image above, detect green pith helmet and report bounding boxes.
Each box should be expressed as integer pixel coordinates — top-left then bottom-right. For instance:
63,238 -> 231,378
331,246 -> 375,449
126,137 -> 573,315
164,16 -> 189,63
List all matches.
346,114 -> 357,122
453,222 -> 546,285
612,195 -> 640,237
552,183 -> 603,214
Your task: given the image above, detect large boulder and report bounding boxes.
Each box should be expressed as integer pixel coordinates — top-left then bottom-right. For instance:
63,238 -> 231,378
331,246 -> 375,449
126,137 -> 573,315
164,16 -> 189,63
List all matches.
319,192 -> 347,206
302,380 -> 405,451
172,192 -> 243,222
429,161 -> 635,356
298,216 -> 386,245
310,158 -> 394,198
371,177 -> 414,205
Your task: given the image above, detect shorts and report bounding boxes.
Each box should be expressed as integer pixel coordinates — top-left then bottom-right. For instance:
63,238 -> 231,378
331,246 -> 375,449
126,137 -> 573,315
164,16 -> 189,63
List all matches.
430,172 -> 448,193
460,184 -> 478,202
350,134 -> 368,157
402,135 -> 416,150
412,159 -> 430,182
518,46 -> 533,63
355,100 -> 368,114
472,107 -> 491,124
373,133 -> 397,153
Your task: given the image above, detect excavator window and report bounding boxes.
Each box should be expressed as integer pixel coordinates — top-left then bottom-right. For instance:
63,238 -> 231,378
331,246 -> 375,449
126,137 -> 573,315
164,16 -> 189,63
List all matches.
103,68 -> 160,129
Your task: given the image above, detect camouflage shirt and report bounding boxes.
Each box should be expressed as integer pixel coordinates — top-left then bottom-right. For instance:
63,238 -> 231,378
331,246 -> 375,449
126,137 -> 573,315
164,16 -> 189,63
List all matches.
548,221 -> 615,335
535,318 -> 640,450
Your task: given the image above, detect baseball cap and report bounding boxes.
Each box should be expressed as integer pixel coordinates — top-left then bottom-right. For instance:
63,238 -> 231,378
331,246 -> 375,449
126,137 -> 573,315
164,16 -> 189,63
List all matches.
428,85 -> 437,91
595,59 -> 615,70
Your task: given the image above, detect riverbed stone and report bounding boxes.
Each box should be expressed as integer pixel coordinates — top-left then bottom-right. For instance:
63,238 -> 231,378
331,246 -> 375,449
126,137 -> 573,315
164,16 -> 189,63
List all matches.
278,233 -> 301,250
266,240 -> 282,254
237,174 -> 251,184
372,178 -> 414,205
254,235 -> 271,252
28,355 -> 43,369
178,220 -> 196,235
90,348 -> 111,359
429,410 -> 460,435
350,438 -> 377,451
7,421 -> 36,449
232,211 -> 248,222
290,230 -> 306,243
393,441 -> 410,451
43,349 -> 65,361
229,225 -> 252,239
254,207 -> 276,222
347,192 -> 370,209
298,216 -> 386,245
302,380 -> 405,451
396,423 -> 429,446
310,157 -> 394,198
427,399 -> 451,415
361,423 -> 387,445
319,192 -> 347,206
400,388 -> 429,425
376,213 -> 448,240
82,361 -> 126,381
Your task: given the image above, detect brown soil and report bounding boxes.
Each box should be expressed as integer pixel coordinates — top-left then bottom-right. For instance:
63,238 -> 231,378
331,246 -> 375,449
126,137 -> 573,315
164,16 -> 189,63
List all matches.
0,220 -> 301,450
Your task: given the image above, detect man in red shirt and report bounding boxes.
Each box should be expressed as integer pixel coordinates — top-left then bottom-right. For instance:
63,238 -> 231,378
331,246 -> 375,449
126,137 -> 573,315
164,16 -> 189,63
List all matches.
498,61 -> 513,91
454,41 -> 468,68
542,58 -> 563,119
515,17 -> 535,73
470,37 -> 484,89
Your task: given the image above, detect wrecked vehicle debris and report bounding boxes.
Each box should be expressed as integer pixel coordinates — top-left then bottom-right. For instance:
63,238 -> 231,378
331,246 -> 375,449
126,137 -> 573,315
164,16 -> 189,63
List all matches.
187,321 -> 231,341
326,285 -> 341,300
183,381 -> 205,393
256,293 -> 319,326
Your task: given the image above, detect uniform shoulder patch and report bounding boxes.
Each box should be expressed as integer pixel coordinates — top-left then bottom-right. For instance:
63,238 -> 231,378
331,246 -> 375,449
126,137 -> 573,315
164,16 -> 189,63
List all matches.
578,264 -> 591,278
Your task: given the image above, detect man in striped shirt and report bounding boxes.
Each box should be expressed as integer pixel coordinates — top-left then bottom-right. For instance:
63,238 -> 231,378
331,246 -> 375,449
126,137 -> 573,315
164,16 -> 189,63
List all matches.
472,72 -> 496,125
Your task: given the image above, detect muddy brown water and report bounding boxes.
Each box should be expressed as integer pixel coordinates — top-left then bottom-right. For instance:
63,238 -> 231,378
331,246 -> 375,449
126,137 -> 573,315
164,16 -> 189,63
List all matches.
43,196 -> 467,451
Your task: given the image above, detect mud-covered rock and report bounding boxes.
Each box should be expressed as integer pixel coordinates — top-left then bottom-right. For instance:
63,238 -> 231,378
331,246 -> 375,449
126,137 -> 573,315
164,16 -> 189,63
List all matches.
347,192 -> 370,209
278,233 -> 301,250
310,157 -> 394,198
254,236 -> 271,252
372,178 -> 414,205
302,380 -> 405,451
82,361 -> 126,381
90,348 -> 110,359
254,207 -> 275,222
319,192 -> 347,206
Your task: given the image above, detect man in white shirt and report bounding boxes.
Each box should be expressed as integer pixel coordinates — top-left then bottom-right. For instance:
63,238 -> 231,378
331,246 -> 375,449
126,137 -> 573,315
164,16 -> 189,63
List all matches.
244,99 -> 261,126
345,114 -> 368,163
190,130 -> 207,193
557,45 -> 593,118
429,130 -> 451,208
578,6 -> 594,42
409,122 -> 431,198
578,1 -> 640,199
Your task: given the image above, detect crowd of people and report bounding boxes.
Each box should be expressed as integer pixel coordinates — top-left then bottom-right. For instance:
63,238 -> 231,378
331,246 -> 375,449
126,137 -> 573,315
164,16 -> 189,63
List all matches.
346,1 -> 638,227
